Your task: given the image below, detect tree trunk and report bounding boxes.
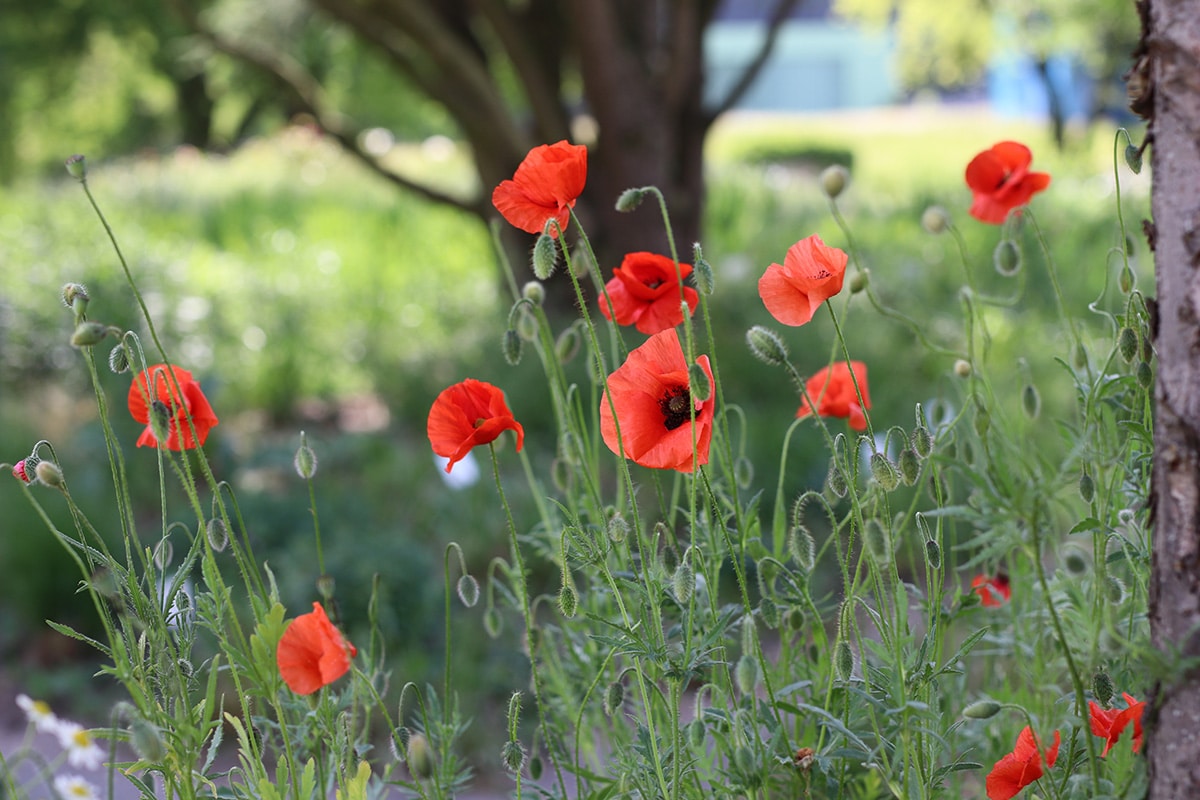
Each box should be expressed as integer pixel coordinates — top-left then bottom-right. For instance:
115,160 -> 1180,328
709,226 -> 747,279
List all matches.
1145,0 -> 1200,795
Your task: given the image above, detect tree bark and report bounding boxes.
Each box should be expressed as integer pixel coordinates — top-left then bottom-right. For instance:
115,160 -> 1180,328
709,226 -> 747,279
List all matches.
1145,0 -> 1200,795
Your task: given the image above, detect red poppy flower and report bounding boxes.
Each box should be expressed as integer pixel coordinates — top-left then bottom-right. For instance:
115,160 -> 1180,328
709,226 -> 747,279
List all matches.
795,361 -> 870,432
758,234 -> 848,327
986,725 -> 1060,800
599,252 -> 699,335
492,140 -> 587,238
427,379 -> 524,473
965,141 -> 1051,225
277,602 -> 357,695
599,328 -> 715,472
1089,693 -> 1145,756
972,573 -> 1012,607
12,458 -> 31,482
127,364 -> 219,451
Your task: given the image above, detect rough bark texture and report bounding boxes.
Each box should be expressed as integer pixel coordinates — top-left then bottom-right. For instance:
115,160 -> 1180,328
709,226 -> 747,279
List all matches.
1146,0 -> 1200,795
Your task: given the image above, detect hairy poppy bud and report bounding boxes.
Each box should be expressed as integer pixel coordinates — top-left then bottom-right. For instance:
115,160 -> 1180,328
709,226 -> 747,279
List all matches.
35,460 -> 64,489
1118,327 -> 1138,363
746,325 -> 788,366
788,524 -> 816,572
615,187 -> 648,212
898,449 -> 920,486
820,164 -> 849,199
406,732 -> 435,779
153,538 -> 174,570
963,700 -> 1002,720
827,463 -> 848,497
1124,143 -> 1142,174
607,512 -> 630,544
864,519 -> 891,565
785,606 -> 806,631
759,595 -> 780,628
61,283 -> 90,319
993,240 -> 1022,276
65,154 -> 88,181
501,740 -> 526,774
692,242 -> 715,295
688,362 -> 712,403
686,718 -> 706,749
1073,342 -> 1089,370
1079,470 -> 1095,504
1063,547 -> 1088,576
1136,360 -> 1153,389
834,639 -> 854,681
521,281 -> 545,305
294,434 -> 318,479
108,343 -> 130,374
869,453 -> 899,491
531,232 -> 557,280
849,269 -> 869,294
456,574 -> 479,607
71,321 -> 109,348
1092,669 -> 1115,706
735,653 -> 760,694
528,751 -> 544,781
1105,575 -> 1126,605
515,308 -> 537,341
672,561 -> 694,604
129,718 -> 167,763
924,539 -> 942,570
502,328 -> 523,366
1119,265 -> 1135,294
557,581 -> 577,619
205,518 -> 229,553
603,680 -> 624,716
921,206 -> 950,234
555,326 -> 580,364
954,359 -> 972,378
911,422 -> 933,458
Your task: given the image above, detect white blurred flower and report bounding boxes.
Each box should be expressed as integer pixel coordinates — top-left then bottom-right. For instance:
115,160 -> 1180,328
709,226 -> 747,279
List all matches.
16,693 -> 59,732
56,722 -> 104,769
53,775 -> 98,800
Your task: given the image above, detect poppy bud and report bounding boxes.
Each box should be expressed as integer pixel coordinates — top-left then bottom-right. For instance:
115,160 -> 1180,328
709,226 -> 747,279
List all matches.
521,281 -> 545,305
1073,342 -> 1089,370
502,328 -> 523,366
911,426 -> 933,459
834,639 -> 854,681
962,699 -> 1002,720
688,362 -> 712,403
1079,470 -> 1095,504
501,740 -> 526,774
898,449 -> 920,486
35,460 -> 64,489
615,187 -> 648,212
108,343 -> 130,374
607,512 -> 630,544
1092,669 -> 1115,706
827,463 -> 848,498
924,539 -> 942,570
61,283 -> 90,315
71,321 -> 109,348
483,607 -> 503,638
921,206 -> 950,235
457,574 -> 480,608
153,538 -> 174,570
1063,547 -> 1088,576
733,745 -> 756,776
954,359 -> 972,378
785,606 -> 806,631
554,326 -> 580,364
205,517 -> 229,553
849,269 -> 869,294
294,434 -> 318,479
603,680 -> 624,716
869,453 -> 899,492
1124,143 -> 1143,174
974,406 -> 990,437
406,732 -> 435,779
1136,360 -> 1153,389
788,524 -> 816,572
863,519 -> 891,565
820,164 -> 849,199
735,653 -> 760,694
515,309 -> 538,341
1021,384 -> 1041,420
528,751 -> 544,781
531,232 -> 557,280
1118,327 -> 1139,363
65,154 -> 88,180
390,726 -> 411,761
661,541 -> 680,574
686,718 -> 706,749
1119,265 -> 1135,294
316,574 -> 336,600
758,595 -> 780,628
692,242 -> 715,295
746,325 -> 788,366
1105,575 -> 1126,605
557,581 -> 577,619
129,717 -> 167,763
672,561 -> 694,604
993,240 -> 1022,276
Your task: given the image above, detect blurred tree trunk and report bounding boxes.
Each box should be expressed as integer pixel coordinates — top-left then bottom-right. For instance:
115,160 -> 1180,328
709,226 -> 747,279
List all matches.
1144,0 -> 1200,795
179,0 -> 799,299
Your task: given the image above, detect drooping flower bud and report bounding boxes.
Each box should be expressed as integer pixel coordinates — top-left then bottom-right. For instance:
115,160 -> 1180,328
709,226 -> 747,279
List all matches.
1136,360 -> 1153,389
827,463 -> 848,498
129,717 -> 167,763
686,718 -> 706,749
898,449 -> 920,486
108,343 -> 130,374
746,325 -> 788,366
531,232 -> 557,280
152,538 -> 174,570
456,574 -> 480,608
603,680 -> 625,716
12,458 -> 33,483
834,639 -> 854,681
911,422 -> 933,458
758,595 -> 780,628
502,328 -> 523,366
1124,143 -> 1143,174
521,281 -> 545,305
849,269 -> 869,294
962,699 -> 1002,720
1119,265 -> 1135,294
615,187 -> 649,212
921,206 -> 950,235
554,326 -> 580,364
71,321 -> 109,348
1118,327 -> 1139,363
293,434 -> 318,479
1078,470 -> 1096,504
954,359 -> 972,378
483,607 -> 503,638
1021,384 -> 1041,420
501,740 -> 527,774
35,460 -> 64,489
316,574 -> 336,600
1105,575 -> 1126,605
61,282 -> 90,311
1063,547 -> 1088,576
205,517 -> 229,553
869,453 -> 899,492
820,164 -> 849,199
692,242 -> 715,295
924,539 -> 942,570
735,653 -> 760,694
406,732 -> 435,779
672,561 -> 695,604
863,519 -> 891,566
788,524 -> 816,572
993,240 -> 1022,276
607,512 -> 630,544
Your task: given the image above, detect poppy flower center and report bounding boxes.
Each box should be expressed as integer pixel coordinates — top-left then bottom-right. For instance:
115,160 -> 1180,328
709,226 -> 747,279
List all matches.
645,278 -> 663,289
659,387 -> 692,431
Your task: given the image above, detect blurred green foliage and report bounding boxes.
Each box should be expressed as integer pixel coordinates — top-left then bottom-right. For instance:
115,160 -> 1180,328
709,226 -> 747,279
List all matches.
0,114 -> 1150,733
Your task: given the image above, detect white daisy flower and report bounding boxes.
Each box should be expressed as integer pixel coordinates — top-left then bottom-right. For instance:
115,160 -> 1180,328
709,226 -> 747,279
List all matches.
15,693 -> 59,733
53,775 -> 98,800
55,722 -> 105,770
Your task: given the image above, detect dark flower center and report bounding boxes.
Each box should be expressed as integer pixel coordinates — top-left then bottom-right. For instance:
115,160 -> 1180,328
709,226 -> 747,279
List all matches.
659,387 -> 692,431
645,278 -> 663,289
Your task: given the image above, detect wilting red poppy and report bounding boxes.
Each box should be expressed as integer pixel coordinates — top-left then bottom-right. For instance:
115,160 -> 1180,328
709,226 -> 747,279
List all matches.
986,725 -> 1060,800
492,140 -> 587,238
12,459 -> 31,482
796,361 -> 870,432
1089,693 -> 1145,756
599,328 -> 715,472
972,573 -> 1012,607
127,365 -> 219,451
965,141 -> 1051,225
599,252 -> 699,335
427,379 -> 524,473
758,234 -> 848,327
277,602 -> 357,695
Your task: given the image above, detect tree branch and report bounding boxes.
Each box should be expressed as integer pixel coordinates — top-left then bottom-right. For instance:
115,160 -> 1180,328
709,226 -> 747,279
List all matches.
706,0 -> 803,122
